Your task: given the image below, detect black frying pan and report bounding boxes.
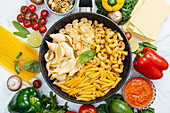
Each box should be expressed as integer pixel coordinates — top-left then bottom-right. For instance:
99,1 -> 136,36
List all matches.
40,0 -> 132,104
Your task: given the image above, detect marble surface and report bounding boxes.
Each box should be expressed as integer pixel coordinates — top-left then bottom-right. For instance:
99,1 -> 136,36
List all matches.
0,0 -> 170,112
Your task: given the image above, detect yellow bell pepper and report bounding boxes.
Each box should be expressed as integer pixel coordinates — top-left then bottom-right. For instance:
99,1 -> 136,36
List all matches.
102,0 -> 125,11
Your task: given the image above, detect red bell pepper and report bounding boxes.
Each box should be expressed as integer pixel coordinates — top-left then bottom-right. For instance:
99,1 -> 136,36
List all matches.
133,47 -> 169,80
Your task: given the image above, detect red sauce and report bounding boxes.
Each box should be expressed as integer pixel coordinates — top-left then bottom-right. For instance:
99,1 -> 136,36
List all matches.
124,77 -> 154,108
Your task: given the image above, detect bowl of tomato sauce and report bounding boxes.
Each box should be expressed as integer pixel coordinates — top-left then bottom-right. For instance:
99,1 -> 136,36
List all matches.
123,76 -> 156,109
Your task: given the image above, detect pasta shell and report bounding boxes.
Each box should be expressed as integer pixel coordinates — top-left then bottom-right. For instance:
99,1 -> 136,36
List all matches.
58,59 -> 76,75
44,50 -> 55,62
65,35 -> 72,45
51,73 -> 67,81
72,19 -> 79,29
50,33 -> 68,43
81,34 -> 92,44
61,42 -> 75,59
81,45 -> 90,53
59,28 -> 66,34
69,57 -> 82,76
46,61 -> 56,77
55,42 -> 65,63
80,23 -> 91,33
46,41 -> 58,51
65,24 -> 72,33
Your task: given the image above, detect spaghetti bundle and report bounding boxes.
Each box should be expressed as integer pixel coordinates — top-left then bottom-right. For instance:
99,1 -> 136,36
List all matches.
0,26 -> 39,85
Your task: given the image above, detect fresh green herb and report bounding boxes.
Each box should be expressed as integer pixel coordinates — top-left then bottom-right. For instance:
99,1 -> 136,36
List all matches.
134,42 -> 157,54
138,107 -> 155,113
41,91 -> 68,113
12,21 -> 30,37
95,0 -> 109,16
96,104 -> 107,113
79,50 -> 96,64
14,52 -> 23,75
13,32 -> 28,38
16,52 -> 22,59
14,52 -> 40,74
14,58 -> 28,62
14,62 -> 20,75
22,60 -> 41,73
119,0 -> 138,25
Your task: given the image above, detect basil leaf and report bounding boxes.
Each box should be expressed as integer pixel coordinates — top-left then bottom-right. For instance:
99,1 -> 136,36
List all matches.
14,58 -> 27,62
12,21 -> 30,35
14,62 -> 20,75
13,32 -> 28,38
142,42 -> 157,51
16,52 -> 22,59
22,60 -> 41,73
79,50 -> 96,64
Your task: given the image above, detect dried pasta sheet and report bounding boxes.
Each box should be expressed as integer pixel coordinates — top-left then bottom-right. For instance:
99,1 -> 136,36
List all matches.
130,0 -> 170,39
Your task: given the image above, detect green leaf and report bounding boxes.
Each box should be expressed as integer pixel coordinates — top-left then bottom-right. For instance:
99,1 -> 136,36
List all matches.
13,32 -> 28,38
79,50 -> 96,64
16,52 -> 22,59
96,104 -> 107,113
53,95 -> 58,109
14,58 -> 27,62
14,62 -> 20,75
22,60 -> 41,73
12,21 -> 30,35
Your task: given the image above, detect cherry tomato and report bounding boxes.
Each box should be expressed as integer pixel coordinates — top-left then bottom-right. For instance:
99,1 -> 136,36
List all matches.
41,10 -> 49,18
20,6 -> 28,14
29,13 -> 38,21
39,25 -> 47,34
125,32 -> 132,40
33,80 -> 41,88
23,19 -> 32,28
38,18 -> 47,26
17,14 -> 26,23
28,4 -> 36,13
79,104 -> 97,113
66,111 -> 76,113
32,22 -> 39,31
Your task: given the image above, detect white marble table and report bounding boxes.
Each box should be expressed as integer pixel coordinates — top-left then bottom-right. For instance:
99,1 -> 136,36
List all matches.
0,0 -> 170,112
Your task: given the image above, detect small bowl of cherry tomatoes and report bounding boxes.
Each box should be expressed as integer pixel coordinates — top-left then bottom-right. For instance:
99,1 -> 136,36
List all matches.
17,4 -> 49,34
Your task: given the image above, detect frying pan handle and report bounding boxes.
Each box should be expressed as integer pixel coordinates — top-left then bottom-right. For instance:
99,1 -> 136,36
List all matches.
79,0 -> 92,12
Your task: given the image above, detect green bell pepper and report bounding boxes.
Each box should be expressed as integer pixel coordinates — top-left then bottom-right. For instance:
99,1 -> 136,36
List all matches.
8,87 -> 42,113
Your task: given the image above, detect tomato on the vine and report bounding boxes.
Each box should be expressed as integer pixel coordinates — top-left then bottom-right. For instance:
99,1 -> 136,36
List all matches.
20,6 -> 28,14
29,13 -> 38,21
23,19 -> 32,28
33,80 -> 41,88
39,25 -> 47,34
38,18 -> 47,26
79,104 -> 97,113
125,32 -> 132,40
41,10 -> 49,18
17,14 -> 26,23
32,22 -> 39,31
28,4 -> 36,13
